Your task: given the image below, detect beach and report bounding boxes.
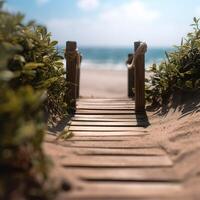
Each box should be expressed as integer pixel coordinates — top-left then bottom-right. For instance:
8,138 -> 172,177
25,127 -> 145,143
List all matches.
3,0 -> 200,199
80,68 -> 128,98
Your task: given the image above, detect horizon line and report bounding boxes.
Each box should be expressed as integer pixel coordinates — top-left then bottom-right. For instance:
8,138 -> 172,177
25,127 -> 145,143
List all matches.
57,44 -> 174,49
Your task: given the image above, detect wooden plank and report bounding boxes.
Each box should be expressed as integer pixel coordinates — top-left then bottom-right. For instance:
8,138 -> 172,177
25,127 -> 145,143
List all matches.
77,102 -> 135,106
77,106 -> 135,110
44,143 -> 164,157
68,134 -> 145,142
76,110 -> 138,114
62,155 -> 173,167
74,114 -> 145,119
70,121 -> 146,127
58,140 -> 157,149
71,117 -> 144,122
71,131 -> 149,137
67,137 -> 128,142
64,168 -> 180,182
69,147 -> 165,156
69,126 -> 146,131
64,183 -> 183,199
77,98 -> 133,102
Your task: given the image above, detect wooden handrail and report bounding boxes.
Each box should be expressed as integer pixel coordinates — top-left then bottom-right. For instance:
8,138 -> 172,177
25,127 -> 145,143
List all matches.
127,42 -> 147,69
126,41 -> 147,113
65,41 -> 81,114
127,53 -> 134,98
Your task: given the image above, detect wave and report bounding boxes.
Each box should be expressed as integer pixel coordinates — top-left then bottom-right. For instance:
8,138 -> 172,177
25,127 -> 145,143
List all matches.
63,58 -> 165,71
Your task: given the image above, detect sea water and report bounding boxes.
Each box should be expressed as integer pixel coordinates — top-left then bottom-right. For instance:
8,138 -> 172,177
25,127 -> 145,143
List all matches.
60,46 -> 173,70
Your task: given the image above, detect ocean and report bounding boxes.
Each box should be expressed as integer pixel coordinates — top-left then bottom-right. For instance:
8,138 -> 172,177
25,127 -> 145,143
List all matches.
60,46 -> 173,70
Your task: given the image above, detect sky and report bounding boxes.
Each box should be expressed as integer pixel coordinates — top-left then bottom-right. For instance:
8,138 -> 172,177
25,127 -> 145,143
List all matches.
4,0 -> 200,47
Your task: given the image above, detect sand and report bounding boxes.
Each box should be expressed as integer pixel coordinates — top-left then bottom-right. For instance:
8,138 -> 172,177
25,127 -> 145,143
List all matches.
45,69 -> 200,199
146,92 -> 200,199
80,68 -> 127,98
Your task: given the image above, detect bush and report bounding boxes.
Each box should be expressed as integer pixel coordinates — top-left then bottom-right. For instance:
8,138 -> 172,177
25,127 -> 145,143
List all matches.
0,6 -> 67,124
0,2 -> 66,199
146,17 -> 200,105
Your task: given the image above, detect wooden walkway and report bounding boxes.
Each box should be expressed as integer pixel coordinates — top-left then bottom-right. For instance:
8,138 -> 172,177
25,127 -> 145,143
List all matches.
53,98 -> 184,200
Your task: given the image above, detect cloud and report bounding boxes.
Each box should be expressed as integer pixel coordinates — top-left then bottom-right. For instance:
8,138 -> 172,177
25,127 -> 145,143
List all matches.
99,1 -> 159,22
36,0 -> 50,6
77,0 -> 99,11
46,0 -> 188,47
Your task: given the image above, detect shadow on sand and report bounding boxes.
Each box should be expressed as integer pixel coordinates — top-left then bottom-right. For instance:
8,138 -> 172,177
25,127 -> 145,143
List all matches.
146,90 -> 200,118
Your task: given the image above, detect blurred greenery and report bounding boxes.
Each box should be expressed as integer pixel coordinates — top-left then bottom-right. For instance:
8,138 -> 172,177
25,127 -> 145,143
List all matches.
0,1 -> 67,199
146,17 -> 200,105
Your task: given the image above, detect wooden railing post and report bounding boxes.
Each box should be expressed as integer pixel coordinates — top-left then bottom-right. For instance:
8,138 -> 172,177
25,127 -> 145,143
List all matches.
76,53 -> 82,98
65,41 -> 78,113
134,41 -> 146,113
127,53 -> 134,98
127,42 -> 143,98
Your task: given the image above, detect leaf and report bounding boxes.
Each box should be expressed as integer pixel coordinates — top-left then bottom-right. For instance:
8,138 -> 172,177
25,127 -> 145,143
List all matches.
54,60 -> 64,67
24,62 -> 44,70
57,129 -> 73,140
185,80 -> 193,88
50,41 -> 58,46
43,55 -> 51,63
36,77 -> 59,89
13,55 -> 26,63
0,70 -> 15,81
22,69 -> 37,78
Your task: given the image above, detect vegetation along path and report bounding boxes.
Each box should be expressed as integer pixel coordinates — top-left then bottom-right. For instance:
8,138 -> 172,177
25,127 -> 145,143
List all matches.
45,98 -> 185,200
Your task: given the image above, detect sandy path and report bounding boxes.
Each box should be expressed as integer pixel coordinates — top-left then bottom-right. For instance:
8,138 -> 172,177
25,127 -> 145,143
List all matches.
80,69 -> 127,98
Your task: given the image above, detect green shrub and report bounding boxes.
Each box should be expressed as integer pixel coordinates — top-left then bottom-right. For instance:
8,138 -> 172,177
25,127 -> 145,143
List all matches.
0,6 -> 67,124
0,2 -> 67,199
146,17 -> 200,105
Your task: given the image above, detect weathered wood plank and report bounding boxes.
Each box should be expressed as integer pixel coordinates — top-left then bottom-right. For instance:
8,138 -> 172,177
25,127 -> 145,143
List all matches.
58,140 -> 155,149
66,136 -> 134,141
44,143 -> 164,157
62,155 -> 173,167
70,121 -> 147,127
77,98 -> 133,102
69,126 -> 146,131
77,102 -> 135,106
71,131 -> 149,137
64,168 -> 180,182
76,110 -> 137,114
77,106 -> 135,110
63,183 -> 183,199
69,147 -> 165,156
74,114 -> 145,119
71,117 -> 144,122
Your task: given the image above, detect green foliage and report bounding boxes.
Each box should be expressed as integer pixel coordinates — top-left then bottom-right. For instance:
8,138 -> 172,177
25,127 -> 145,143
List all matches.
0,9 -> 67,123
146,18 -> 200,105
0,3 -> 66,199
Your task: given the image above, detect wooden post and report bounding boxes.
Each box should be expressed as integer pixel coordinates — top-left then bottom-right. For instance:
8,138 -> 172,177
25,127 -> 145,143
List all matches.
127,42 -> 141,98
76,53 -> 81,98
127,53 -> 134,98
134,41 -> 145,113
134,41 -> 141,52
65,41 -> 78,113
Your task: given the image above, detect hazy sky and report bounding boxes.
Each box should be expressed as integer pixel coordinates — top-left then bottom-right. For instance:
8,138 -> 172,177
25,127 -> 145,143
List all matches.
5,0 -> 200,47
